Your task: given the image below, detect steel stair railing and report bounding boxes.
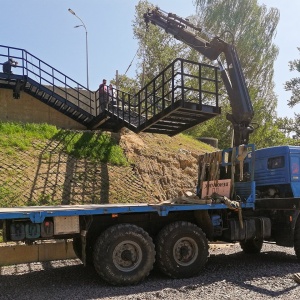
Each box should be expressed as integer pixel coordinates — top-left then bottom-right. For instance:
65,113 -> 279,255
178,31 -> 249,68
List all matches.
0,45 -> 95,125
0,45 -> 221,135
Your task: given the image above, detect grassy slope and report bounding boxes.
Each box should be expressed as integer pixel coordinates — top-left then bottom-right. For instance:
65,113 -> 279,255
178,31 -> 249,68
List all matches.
0,122 -> 214,207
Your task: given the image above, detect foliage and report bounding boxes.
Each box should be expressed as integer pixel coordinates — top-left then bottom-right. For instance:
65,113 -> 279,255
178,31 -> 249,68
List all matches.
251,121 -> 292,148
110,74 -> 139,95
284,47 -> 300,108
186,105 -> 232,149
283,47 -> 300,141
191,0 -> 281,147
276,116 -> 300,144
179,133 -> 215,152
195,0 -> 279,91
133,0 -> 192,88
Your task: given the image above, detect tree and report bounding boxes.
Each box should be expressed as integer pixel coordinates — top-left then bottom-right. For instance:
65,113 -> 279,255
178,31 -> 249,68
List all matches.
285,48 -> 300,108
132,0 -> 191,88
191,0 -> 281,148
110,74 -> 138,95
275,116 -> 298,142
284,47 -> 300,140
195,0 -> 279,92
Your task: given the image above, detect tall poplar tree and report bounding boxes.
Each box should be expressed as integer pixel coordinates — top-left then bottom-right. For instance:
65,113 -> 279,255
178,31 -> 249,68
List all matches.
283,48 -> 300,139
285,48 -> 300,108
190,0 -> 285,148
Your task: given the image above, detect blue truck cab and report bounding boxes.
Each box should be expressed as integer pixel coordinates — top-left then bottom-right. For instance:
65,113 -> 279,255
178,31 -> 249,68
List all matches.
254,146 -> 300,198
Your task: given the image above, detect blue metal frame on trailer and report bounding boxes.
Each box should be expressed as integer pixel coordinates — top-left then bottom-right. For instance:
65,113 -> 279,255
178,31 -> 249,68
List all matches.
0,201 -> 255,223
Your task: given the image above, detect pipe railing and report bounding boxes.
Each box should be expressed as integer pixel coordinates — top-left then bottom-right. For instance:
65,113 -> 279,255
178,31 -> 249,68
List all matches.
95,58 -> 220,128
0,45 -> 94,115
1,45 -> 220,129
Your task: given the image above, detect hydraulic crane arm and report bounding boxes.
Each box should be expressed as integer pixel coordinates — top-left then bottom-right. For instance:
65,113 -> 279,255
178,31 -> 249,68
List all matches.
144,8 -> 254,146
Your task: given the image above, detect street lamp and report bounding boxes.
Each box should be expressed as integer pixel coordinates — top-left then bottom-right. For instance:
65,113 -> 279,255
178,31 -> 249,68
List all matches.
68,8 -> 89,90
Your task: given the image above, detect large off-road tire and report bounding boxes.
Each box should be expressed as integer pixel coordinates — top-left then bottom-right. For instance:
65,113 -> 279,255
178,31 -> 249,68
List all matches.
155,221 -> 209,279
294,215 -> 300,260
93,224 -> 155,286
240,238 -> 263,254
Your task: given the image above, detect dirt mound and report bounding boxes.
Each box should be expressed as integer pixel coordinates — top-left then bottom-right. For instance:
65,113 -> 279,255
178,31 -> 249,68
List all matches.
0,128 -> 214,206
119,129 -> 212,201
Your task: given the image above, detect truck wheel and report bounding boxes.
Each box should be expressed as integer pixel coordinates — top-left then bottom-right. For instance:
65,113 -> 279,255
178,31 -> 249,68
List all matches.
93,224 -> 155,285
155,221 -> 208,278
294,215 -> 300,260
240,238 -> 263,254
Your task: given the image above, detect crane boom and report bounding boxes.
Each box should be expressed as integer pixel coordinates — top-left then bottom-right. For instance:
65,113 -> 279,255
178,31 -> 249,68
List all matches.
144,7 -> 254,146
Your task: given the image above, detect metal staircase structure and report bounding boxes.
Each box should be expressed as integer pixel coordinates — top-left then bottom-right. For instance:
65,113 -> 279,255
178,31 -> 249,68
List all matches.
0,45 -> 221,136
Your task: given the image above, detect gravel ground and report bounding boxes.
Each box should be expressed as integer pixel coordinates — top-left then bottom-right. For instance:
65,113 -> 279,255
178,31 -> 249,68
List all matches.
1,243 -> 300,300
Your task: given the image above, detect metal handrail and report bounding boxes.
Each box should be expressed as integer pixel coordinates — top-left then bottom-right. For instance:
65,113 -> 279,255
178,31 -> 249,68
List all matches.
0,45 -> 94,115
98,58 -> 221,128
1,45 -> 220,130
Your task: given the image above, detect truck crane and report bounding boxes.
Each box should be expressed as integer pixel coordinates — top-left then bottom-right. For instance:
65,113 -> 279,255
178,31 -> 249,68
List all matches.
144,7 -> 254,147
0,7 -> 300,287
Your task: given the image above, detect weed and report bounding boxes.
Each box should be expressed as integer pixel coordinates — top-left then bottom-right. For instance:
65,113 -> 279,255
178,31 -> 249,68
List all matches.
41,152 -> 50,161
0,185 -> 18,207
37,193 -> 52,205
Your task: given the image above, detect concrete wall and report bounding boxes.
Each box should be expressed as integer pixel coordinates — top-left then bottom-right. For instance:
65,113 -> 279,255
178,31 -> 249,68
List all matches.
0,241 -> 76,265
0,88 -> 86,130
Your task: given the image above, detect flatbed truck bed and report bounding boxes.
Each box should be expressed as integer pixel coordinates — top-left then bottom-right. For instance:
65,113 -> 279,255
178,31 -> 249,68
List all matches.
0,201 -> 255,223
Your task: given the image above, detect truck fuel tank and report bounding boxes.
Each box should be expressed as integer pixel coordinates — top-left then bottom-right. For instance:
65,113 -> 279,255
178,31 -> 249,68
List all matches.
223,217 -> 271,241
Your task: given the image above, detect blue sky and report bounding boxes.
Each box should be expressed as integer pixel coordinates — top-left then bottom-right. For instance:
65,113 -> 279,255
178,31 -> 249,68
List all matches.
258,0 -> 300,119
0,0 -> 299,119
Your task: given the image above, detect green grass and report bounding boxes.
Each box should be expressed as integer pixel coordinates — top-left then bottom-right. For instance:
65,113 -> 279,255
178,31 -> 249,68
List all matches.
0,184 -> 19,207
0,121 -> 129,166
181,133 -> 216,151
55,130 -> 128,165
0,122 -> 59,151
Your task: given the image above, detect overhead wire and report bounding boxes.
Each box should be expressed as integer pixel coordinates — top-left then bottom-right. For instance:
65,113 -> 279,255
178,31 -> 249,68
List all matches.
124,48 -> 139,76
121,29 -> 148,89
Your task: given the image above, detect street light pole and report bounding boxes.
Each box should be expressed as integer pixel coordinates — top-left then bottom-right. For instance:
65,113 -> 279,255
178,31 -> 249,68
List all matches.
68,8 -> 89,90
